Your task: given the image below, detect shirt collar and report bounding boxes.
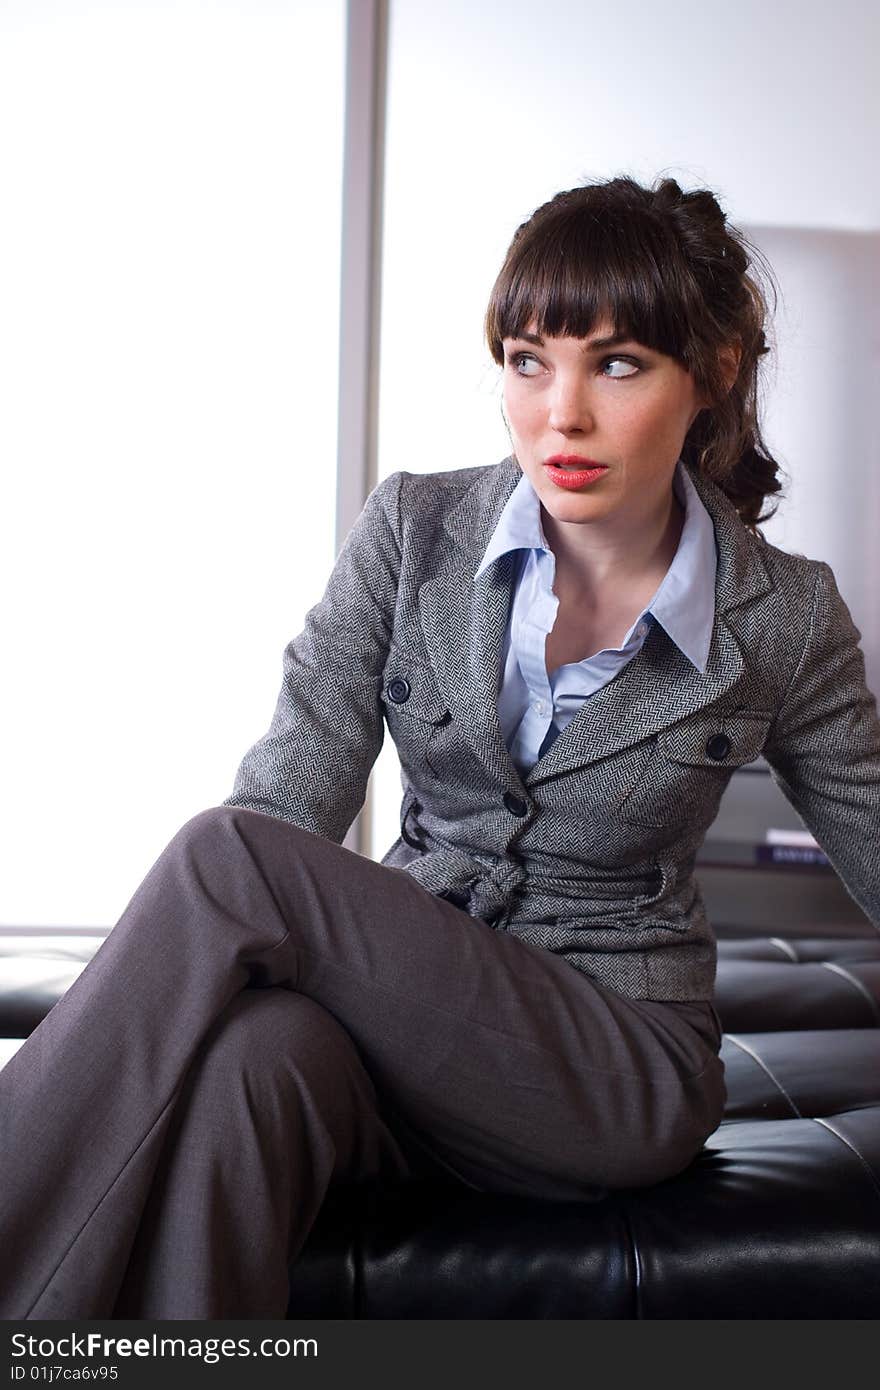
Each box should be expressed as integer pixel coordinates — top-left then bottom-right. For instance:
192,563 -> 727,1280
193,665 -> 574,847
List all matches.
474,461 -> 717,673
474,469 -> 548,577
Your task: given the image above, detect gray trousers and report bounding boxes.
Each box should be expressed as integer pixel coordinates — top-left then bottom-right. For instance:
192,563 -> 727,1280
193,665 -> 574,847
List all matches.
0,807 -> 725,1319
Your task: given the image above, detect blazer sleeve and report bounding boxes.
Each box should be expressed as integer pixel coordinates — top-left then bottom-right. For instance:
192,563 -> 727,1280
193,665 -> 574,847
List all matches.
221,471 -> 403,842
763,560 -> 880,928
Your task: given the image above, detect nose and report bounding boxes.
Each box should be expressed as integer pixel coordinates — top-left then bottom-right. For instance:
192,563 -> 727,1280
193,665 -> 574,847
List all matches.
547,371 -> 594,435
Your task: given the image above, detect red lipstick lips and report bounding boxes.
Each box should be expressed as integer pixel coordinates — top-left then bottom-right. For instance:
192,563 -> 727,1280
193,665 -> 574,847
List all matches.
542,456 -> 608,491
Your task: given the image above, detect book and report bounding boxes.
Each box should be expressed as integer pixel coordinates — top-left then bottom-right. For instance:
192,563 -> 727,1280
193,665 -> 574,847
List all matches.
755,828 -> 829,869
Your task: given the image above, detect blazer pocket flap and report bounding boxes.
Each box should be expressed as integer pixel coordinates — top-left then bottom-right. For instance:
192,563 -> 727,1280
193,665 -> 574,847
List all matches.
381,654 -> 450,725
660,712 -> 772,768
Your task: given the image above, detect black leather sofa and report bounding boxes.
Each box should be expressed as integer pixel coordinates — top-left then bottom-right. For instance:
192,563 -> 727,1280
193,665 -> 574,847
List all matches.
2,915 -> 879,1319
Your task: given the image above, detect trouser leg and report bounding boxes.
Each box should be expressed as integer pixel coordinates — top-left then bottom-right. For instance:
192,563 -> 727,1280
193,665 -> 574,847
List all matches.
0,806 -> 725,1319
155,809 -> 722,1199
113,989 -> 410,1319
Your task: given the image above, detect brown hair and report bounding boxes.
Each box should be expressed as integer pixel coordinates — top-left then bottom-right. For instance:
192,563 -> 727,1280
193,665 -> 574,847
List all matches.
485,175 -> 782,529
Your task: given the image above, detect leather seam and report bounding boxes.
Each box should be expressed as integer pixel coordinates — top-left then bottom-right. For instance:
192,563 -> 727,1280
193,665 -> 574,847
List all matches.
767,936 -> 799,962
618,1202 -> 643,1319
724,1034 -> 802,1118
352,1199 -> 364,1318
818,961 -> 880,1023
812,1117 -> 880,1203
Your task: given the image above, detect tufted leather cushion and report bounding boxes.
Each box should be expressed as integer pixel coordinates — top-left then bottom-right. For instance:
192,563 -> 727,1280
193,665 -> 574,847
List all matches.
720,1029 -> 880,1117
714,936 -> 880,1030
0,933 -> 102,1041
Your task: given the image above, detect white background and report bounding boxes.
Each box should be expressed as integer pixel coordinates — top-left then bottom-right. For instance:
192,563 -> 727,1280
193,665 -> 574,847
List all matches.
1,0 -> 345,924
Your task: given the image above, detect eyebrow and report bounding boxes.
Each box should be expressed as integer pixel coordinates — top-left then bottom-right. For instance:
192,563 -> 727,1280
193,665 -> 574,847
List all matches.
512,330 -> 636,352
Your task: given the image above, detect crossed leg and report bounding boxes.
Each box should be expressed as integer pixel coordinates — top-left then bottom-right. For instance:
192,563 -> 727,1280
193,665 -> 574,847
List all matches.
0,806 -> 724,1318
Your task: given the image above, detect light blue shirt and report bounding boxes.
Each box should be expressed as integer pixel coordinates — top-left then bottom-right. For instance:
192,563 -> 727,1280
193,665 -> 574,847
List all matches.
474,462 -> 717,776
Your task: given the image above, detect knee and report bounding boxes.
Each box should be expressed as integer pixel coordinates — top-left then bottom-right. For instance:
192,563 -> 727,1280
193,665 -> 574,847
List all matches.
169,805 -> 259,855
168,805 -> 317,866
158,808 -> 272,884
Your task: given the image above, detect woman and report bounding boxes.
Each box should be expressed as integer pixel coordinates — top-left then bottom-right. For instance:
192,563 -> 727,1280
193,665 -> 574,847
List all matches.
3,175 -> 878,1319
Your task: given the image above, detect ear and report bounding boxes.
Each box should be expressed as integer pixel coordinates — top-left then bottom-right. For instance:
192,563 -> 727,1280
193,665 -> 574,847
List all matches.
717,340 -> 742,395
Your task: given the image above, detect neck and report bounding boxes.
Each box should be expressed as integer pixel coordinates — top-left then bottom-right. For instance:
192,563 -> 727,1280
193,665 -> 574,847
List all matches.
542,490 -> 684,603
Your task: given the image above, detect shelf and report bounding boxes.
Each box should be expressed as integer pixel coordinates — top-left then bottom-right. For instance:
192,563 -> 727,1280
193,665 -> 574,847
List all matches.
697,837 -> 832,873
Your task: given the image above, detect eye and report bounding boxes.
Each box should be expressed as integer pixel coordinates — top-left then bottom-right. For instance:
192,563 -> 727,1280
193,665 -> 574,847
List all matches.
505,351 -> 542,378
601,356 -> 639,379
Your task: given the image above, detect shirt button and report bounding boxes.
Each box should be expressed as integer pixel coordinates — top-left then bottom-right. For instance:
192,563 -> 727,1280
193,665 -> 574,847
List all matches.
636,622 -> 648,638
503,792 -> 529,817
533,700 -> 546,715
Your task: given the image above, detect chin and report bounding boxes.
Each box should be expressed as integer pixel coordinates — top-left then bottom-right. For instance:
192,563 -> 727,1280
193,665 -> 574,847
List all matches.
543,495 -> 608,521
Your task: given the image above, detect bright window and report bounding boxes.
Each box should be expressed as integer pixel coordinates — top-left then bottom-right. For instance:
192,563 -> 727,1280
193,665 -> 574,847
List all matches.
0,0 -> 345,925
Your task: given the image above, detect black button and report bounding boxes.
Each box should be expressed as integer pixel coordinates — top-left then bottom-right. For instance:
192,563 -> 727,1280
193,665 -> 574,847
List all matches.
386,677 -> 411,704
706,732 -> 731,761
503,792 -> 529,817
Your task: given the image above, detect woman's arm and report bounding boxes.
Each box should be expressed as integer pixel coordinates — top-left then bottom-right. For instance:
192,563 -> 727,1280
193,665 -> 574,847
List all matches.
222,471 -> 404,842
763,561 -> 880,928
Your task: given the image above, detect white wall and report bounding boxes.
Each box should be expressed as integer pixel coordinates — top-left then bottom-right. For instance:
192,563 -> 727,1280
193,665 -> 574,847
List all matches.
751,227 -> 880,689
369,0 -> 880,860
0,0 -> 345,926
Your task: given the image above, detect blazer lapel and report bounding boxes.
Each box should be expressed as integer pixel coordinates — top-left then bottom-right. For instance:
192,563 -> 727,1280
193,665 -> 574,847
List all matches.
417,459 -> 526,789
523,611 -> 749,785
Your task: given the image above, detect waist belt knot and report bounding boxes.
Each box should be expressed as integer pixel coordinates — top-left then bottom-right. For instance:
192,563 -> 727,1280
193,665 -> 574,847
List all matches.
402,849 -> 526,922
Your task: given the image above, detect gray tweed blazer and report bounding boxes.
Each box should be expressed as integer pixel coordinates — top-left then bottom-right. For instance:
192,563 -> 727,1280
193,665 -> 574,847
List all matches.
224,456 -> 880,1001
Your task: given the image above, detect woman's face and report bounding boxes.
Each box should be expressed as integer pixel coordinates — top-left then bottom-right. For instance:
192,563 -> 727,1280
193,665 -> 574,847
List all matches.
501,321 -> 706,539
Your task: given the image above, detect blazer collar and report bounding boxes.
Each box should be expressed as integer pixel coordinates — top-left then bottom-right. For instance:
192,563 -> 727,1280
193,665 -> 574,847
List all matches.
418,457 -> 774,790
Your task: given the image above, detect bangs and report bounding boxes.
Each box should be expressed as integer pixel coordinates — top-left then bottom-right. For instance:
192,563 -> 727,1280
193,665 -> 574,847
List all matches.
486,206 -> 696,366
